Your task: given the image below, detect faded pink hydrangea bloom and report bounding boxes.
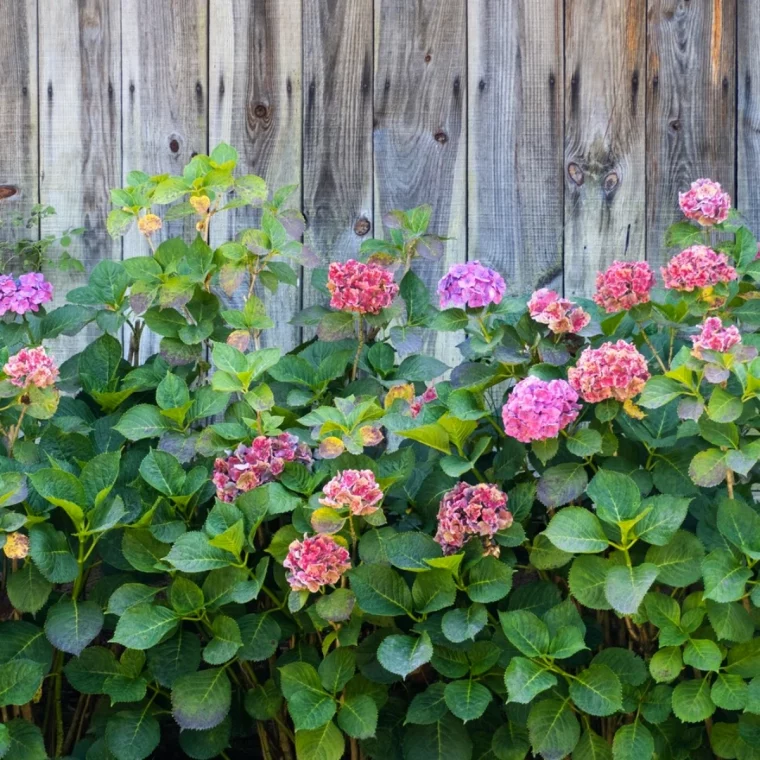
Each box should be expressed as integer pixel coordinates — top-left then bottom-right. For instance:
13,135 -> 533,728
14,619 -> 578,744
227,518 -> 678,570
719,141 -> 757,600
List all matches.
283,534 -> 351,592
661,245 -> 738,292
593,261 -> 656,313
568,340 -> 650,404
437,261 -> 506,309
434,482 -> 512,555
691,317 -> 741,359
0,273 -> 54,317
410,385 -> 438,418
501,376 -> 581,443
213,433 -> 312,502
319,469 -> 383,516
678,178 -> 731,226
527,289 -> 590,334
4,346 -> 59,389
327,259 -> 399,315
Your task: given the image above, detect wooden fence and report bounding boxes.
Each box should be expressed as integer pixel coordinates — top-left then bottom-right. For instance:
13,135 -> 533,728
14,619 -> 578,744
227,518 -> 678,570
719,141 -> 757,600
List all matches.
0,0 -> 756,357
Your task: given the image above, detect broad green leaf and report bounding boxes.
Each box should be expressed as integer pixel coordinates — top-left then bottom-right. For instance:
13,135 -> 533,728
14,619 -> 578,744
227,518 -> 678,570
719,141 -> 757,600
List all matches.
545,507 -> 608,554
406,683 -> 449,725
111,604 -> 178,650
348,565 -> 413,616
318,649 -> 356,694
527,698 -> 580,760
403,719 -> 473,760
6,561 -> 52,614
139,449 -> 186,496
0,660 -> 45,707
237,613 -> 281,661
244,680 -> 283,721
498,610 -> 550,657
412,569 -> 457,614
645,530 -> 704,586
707,387 -> 743,423
171,667 -> 232,730
638,376 -> 685,409
717,499 -> 760,559
569,664 -> 622,716
683,639 -> 723,672
536,463 -> 588,508
28,469 -> 85,527
386,531 -> 443,571
711,673 -> 748,710
166,532 -> 237,573
586,469 -> 641,524
574,730 -> 612,760
444,679 -> 492,722
671,677 -> 715,723
634,495 -> 691,546
504,657 -> 556,704
337,694 -> 378,739
611,722 -> 654,760
1,719 -> 46,760
115,404 -> 171,440
203,616 -> 242,665
592,648 -> 647,686
44,599 -> 103,656
64,646 -> 120,693
702,549 -> 752,602
377,633 -> 433,678
105,709 -> 161,760
295,721 -> 344,760
604,563 -> 658,615
466,556 -> 513,603
442,604 -> 487,643
568,556 -> 612,610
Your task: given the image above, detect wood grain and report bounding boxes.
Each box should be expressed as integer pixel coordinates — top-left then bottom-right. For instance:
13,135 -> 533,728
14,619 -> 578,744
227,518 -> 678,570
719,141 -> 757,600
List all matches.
468,0 -> 564,294
738,0 -> 760,231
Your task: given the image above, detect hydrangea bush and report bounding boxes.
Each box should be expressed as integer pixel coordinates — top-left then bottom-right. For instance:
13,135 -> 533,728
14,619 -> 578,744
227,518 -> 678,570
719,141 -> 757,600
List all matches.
2,155 -> 760,760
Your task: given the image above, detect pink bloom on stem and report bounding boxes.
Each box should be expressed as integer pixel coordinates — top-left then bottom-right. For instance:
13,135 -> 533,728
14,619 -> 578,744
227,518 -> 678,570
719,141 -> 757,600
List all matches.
327,259 -> 399,315
213,433 -> 313,502
284,534 -> 351,592
527,289 -> 590,334
437,261 -> 506,310
0,273 -> 53,317
678,178 -> 731,226
690,317 -> 741,359
501,376 -> 581,443
410,385 -> 438,419
593,261 -> 656,313
4,346 -> 59,389
319,469 -> 384,516
661,245 -> 738,292
568,340 -> 650,404
434,482 -> 512,555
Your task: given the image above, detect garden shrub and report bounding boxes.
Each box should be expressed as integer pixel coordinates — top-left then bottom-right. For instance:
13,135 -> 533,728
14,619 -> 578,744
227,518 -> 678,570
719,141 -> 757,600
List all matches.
0,156 -> 759,760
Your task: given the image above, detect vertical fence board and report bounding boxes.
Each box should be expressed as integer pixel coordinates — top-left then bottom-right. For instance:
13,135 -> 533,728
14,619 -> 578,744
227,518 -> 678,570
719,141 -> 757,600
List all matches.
564,0 -> 646,297
738,0 -> 760,232
210,0 -> 302,349
646,0 -> 736,268
468,0 -> 564,294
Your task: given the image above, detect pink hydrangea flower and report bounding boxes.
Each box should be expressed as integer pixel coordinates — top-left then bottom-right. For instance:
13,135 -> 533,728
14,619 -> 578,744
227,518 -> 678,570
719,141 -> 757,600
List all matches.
0,273 -> 54,317
661,245 -> 738,292
410,385 -> 438,418
679,178 -> 731,226
527,289 -> 590,334
213,433 -> 313,502
319,469 -> 383,516
283,534 -> 351,592
327,259 -> 399,315
437,261 -> 506,309
4,346 -> 59,389
568,340 -> 650,404
501,376 -> 581,443
434,482 -> 512,555
691,317 -> 741,359
593,261 -> 656,313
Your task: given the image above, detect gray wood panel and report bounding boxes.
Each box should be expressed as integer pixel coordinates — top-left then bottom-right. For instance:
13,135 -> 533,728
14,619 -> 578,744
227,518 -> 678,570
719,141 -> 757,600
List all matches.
738,0 -> 760,231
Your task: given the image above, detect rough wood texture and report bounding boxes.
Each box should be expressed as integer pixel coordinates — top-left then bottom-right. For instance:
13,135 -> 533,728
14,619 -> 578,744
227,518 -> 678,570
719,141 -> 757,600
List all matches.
738,0 -> 760,230
468,0 -> 564,294
647,0 -> 736,268
210,0 -> 302,349
564,0 -> 646,297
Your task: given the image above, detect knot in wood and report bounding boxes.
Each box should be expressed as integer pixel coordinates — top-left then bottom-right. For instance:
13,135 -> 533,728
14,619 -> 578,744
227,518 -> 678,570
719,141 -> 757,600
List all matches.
0,185 -> 18,199
169,138 -> 180,154
669,119 -> 681,132
353,217 -> 371,236
603,171 -> 619,194
254,104 -> 268,118
434,131 -> 448,144
424,53 -> 432,63
567,163 -> 584,186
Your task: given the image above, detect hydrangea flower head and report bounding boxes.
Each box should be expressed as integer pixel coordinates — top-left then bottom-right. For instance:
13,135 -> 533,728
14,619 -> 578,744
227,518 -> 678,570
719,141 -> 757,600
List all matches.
678,178 -> 731,226
4,346 -> 59,389
319,469 -> 383,516
691,317 -> 741,359
327,259 -> 399,315
568,340 -> 650,403
527,288 -> 590,334
213,433 -> 313,502
661,246 -> 738,292
435,482 -> 512,555
410,385 -> 438,418
0,273 -> 53,317
501,376 -> 581,443
437,261 -> 506,309
3,532 -> 29,559
137,213 -> 162,236
283,534 -> 351,592
593,261 -> 656,313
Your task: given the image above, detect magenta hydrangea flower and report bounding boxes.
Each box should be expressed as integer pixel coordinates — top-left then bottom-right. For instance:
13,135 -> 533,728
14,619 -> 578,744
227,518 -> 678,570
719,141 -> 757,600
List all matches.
568,340 -> 650,404
527,289 -> 590,334
283,534 -> 351,592
437,261 -> 506,310
434,482 -> 512,555
0,273 -> 54,317
593,261 -> 656,313
327,259 -> 399,315
213,433 -> 313,502
319,469 -> 384,516
410,385 -> 438,418
679,178 -> 731,226
691,317 -> 741,359
4,346 -> 59,389
501,376 -> 581,443
661,246 -> 738,292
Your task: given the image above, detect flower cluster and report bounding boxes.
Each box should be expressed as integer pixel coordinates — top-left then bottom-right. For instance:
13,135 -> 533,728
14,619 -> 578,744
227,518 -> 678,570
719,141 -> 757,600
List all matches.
283,534 -> 351,592
691,317 -> 742,359
568,340 -> 650,403
661,245 -> 738,292
593,261 -> 655,313
213,433 -> 313,502
501,377 -> 581,443
437,261 -> 506,310
434,482 -> 512,555
2,532 -> 29,559
678,178 -> 731,226
527,289 -> 590,334
327,259 -> 398,315
0,273 -> 54,317
137,213 -> 162,236
319,469 -> 383,516
4,346 -> 59,389
410,386 -> 438,418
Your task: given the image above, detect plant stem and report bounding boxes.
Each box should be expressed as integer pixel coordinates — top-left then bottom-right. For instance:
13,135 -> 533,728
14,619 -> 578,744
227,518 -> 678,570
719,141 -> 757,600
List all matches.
352,315 -> 364,381
637,322 -> 667,373
727,467 -> 735,499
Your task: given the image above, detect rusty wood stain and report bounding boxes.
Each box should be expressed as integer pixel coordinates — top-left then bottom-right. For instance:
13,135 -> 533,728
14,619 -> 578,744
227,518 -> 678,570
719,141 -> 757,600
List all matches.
710,0 -> 723,86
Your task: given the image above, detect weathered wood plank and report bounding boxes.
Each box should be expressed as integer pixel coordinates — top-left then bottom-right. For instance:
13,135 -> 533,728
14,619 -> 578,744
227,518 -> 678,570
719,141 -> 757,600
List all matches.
646,0 -> 736,267
468,0 -> 563,295
210,0 -> 302,349
374,0 -> 467,364
564,0 -> 646,297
